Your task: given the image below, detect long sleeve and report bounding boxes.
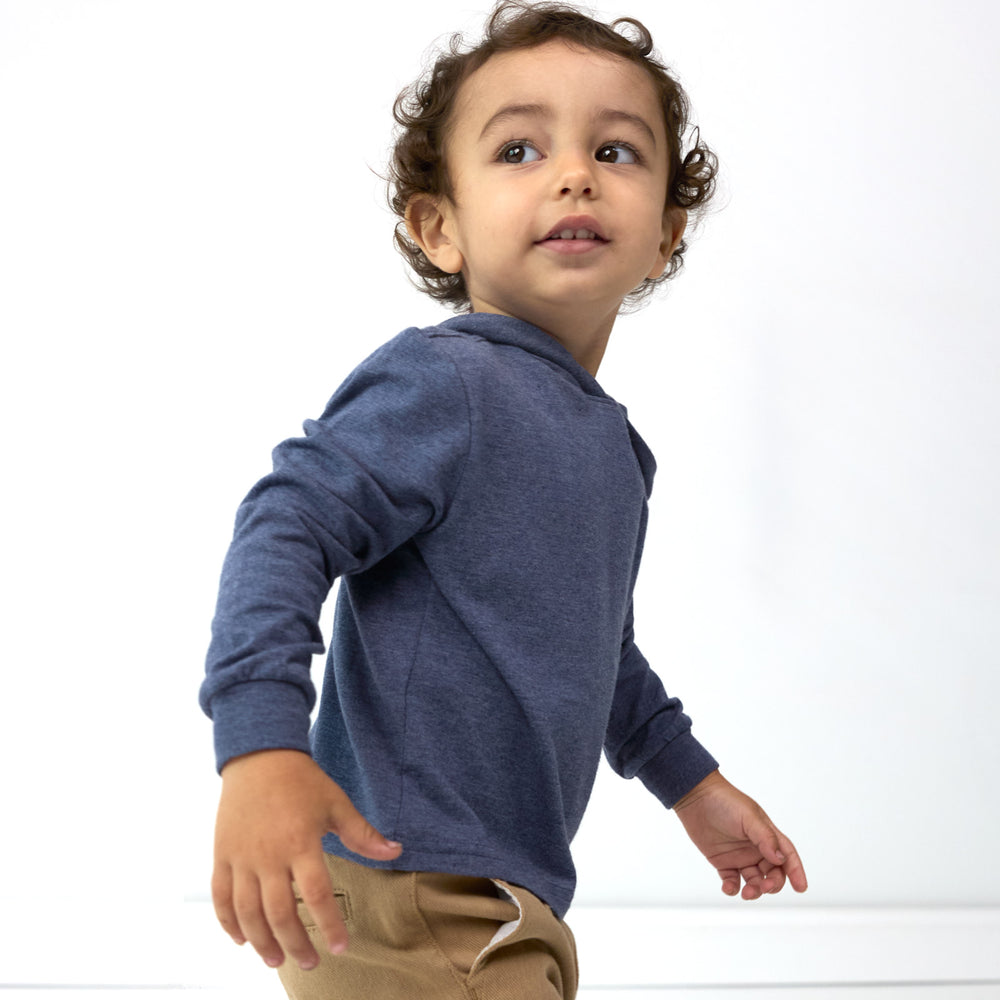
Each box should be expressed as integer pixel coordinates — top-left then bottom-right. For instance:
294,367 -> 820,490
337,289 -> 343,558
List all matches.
199,330 -> 470,772
601,418 -> 717,807
603,600 -> 719,807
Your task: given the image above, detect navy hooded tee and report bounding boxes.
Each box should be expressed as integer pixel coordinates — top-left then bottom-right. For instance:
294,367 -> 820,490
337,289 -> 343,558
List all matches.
200,312 -> 718,917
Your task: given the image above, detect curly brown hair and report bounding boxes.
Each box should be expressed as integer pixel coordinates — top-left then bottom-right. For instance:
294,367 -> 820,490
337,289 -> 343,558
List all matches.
388,0 -> 718,312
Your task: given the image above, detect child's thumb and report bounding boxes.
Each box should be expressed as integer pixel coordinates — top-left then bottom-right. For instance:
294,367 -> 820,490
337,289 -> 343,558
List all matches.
327,798 -> 403,861
749,821 -> 785,866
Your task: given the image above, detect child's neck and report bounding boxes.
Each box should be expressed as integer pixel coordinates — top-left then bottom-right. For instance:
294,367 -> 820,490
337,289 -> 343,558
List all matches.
470,302 -> 618,377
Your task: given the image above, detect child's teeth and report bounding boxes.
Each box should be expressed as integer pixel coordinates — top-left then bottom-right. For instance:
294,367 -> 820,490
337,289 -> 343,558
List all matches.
559,229 -> 575,239
556,228 -> 596,239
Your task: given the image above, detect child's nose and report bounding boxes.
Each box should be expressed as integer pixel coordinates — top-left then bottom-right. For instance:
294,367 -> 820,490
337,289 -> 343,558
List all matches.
556,152 -> 597,197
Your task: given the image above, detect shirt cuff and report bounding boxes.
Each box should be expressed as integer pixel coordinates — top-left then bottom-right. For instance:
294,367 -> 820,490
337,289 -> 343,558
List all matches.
636,731 -> 719,808
208,680 -> 313,773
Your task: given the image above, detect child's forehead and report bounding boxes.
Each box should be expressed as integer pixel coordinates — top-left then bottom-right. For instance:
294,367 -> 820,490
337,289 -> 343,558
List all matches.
450,40 -> 662,131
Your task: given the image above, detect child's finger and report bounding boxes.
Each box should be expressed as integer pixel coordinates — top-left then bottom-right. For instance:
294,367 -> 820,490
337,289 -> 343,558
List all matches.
232,870 -> 285,969
293,856 -> 350,956
760,862 -> 786,895
753,826 -> 807,895
739,864 -> 767,900
717,865 -> 741,896
776,832 -> 808,893
260,872 -> 321,971
210,862 -> 246,945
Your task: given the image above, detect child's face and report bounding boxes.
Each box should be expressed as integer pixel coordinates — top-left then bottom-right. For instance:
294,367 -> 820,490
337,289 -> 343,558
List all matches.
409,40 -> 685,334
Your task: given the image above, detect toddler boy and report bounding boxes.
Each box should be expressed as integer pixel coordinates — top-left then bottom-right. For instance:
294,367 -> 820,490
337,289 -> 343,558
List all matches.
200,3 -> 808,998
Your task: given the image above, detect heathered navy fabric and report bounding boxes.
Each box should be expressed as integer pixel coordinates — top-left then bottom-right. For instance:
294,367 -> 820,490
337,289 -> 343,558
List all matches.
201,312 -> 718,917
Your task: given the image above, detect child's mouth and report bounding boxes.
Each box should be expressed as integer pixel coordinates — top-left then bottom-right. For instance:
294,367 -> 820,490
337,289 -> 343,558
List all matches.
543,228 -> 605,242
537,227 -> 609,255
537,217 -> 609,250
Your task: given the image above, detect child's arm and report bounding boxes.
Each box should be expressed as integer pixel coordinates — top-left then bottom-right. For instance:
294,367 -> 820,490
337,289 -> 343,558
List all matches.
212,749 -> 402,971
673,770 -> 808,898
201,332 -> 470,968
603,603 -> 806,898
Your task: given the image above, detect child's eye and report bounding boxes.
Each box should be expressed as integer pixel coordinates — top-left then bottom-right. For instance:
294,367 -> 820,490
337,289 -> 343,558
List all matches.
498,142 -> 541,164
596,143 -> 639,164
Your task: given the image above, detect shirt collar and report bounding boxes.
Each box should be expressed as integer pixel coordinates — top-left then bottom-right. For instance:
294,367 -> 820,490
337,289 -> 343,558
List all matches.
438,312 -> 612,401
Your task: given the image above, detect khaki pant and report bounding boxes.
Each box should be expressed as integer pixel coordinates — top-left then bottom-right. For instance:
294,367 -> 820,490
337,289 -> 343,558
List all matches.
277,853 -> 578,1000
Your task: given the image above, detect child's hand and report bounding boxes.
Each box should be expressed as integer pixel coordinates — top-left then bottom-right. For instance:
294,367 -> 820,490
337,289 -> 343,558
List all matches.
211,749 -> 403,970
673,770 -> 808,900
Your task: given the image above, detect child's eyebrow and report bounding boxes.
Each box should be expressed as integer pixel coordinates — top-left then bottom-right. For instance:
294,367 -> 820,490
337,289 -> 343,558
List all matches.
478,103 -> 658,148
478,103 -> 548,140
595,109 -> 658,147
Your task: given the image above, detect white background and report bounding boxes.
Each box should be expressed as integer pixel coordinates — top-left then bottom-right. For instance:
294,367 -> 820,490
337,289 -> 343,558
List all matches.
1,0 -> 997,933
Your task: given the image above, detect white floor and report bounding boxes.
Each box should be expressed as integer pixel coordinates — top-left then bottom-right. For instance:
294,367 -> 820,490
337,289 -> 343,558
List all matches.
1,901 -> 998,999
2,987 -> 999,999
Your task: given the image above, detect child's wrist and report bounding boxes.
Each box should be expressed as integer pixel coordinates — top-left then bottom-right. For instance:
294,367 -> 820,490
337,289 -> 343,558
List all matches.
673,769 -> 726,811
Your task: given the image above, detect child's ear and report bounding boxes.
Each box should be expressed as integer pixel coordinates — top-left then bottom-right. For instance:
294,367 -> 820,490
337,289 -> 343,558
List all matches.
646,206 -> 688,280
405,195 -> 464,275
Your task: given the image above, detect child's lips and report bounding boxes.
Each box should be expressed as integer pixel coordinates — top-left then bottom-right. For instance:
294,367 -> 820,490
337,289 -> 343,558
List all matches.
537,237 -> 608,255
538,215 -> 607,242
536,216 -> 609,254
